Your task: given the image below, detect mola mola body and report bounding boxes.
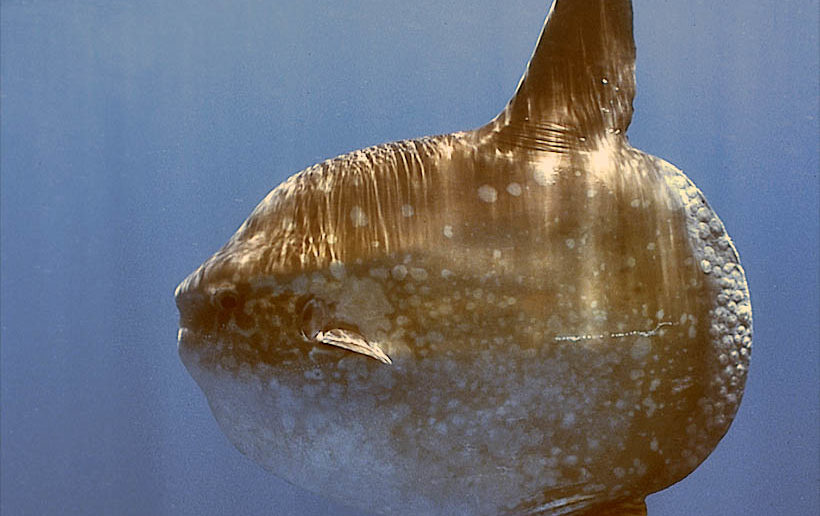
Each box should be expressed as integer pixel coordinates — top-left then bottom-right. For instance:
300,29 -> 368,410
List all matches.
175,1 -> 752,514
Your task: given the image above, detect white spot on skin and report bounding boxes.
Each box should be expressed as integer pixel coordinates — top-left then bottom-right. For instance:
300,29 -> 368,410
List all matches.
532,168 -> 554,186
643,397 -> 657,417
369,268 -> 389,280
563,455 -> 579,466
350,206 -> 368,227
478,185 -> 498,203
441,269 -> 454,279
326,234 -> 337,245
401,204 -> 414,218
329,261 -> 346,280
565,239 -> 575,249
443,225 -> 454,238
631,336 -> 651,359
391,264 -> 408,281
410,268 -> 428,281
506,182 -> 523,196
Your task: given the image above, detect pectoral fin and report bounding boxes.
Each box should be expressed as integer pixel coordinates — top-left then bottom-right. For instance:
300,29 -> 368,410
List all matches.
315,328 -> 393,365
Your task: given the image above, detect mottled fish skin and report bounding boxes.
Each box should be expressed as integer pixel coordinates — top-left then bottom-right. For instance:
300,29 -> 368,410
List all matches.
175,1 -> 752,515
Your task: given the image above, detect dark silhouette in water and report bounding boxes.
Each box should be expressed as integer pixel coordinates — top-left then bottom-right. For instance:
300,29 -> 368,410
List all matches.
175,0 -> 751,514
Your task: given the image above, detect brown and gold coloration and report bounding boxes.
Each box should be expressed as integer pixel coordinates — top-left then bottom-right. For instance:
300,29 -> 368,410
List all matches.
175,1 -> 752,514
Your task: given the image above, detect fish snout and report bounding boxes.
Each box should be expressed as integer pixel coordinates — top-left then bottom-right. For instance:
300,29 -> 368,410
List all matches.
174,278 -> 210,331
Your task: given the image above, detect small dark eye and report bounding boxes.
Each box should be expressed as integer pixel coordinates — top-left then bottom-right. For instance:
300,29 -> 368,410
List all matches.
214,289 -> 239,311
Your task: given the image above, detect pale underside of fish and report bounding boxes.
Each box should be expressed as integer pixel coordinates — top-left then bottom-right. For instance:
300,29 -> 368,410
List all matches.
175,0 -> 752,514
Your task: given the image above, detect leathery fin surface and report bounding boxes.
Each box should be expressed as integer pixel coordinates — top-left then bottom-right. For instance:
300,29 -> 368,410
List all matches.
175,0 -> 752,514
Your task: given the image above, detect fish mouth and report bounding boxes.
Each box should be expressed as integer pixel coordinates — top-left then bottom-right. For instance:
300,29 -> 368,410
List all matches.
174,282 -> 204,361
176,326 -> 195,349
175,325 -> 221,386
176,325 -> 218,356
176,326 -> 201,364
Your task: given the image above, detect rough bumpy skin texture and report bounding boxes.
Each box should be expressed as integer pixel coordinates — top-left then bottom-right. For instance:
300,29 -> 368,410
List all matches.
175,1 -> 751,514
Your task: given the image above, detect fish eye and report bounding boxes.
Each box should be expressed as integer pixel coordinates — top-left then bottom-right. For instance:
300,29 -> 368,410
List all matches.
213,289 -> 240,311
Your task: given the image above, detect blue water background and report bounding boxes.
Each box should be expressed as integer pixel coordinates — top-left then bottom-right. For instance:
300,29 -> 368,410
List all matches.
2,1 -> 818,514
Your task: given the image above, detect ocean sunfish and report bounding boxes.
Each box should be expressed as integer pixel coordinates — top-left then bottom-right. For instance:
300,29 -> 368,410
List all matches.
175,0 -> 752,514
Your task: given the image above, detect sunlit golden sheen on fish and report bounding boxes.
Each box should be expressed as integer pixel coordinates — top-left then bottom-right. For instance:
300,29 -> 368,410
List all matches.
175,0 -> 752,514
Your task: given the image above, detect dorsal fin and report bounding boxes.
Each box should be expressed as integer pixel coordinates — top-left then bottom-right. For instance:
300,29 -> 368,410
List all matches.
487,0 -> 636,151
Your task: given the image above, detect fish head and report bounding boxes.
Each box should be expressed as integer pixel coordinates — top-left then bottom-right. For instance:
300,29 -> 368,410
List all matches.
173,188 -> 447,514
174,206 -> 395,382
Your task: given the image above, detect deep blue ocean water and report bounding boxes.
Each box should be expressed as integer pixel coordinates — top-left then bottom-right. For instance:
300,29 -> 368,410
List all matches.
1,1 -> 817,514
